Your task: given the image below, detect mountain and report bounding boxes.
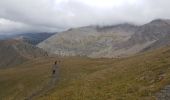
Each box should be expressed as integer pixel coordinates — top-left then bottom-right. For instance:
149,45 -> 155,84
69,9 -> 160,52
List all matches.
38,19 -> 170,58
38,24 -> 138,57
0,33 -> 55,45
126,19 -> 170,45
0,39 -> 48,68
110,19 -> 170,57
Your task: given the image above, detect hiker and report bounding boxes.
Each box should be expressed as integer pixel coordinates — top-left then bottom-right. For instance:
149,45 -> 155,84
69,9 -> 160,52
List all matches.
52,61 -> 58,76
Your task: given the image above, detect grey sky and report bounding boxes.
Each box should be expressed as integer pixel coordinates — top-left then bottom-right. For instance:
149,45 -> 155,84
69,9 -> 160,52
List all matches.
0,0 -> 170,34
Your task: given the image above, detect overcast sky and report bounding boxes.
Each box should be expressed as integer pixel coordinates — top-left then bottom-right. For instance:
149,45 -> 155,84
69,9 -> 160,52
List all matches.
0,0 -> 170,34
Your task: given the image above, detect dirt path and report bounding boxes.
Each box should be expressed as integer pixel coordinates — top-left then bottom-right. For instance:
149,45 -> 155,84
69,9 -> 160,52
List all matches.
25,72 -> 59,100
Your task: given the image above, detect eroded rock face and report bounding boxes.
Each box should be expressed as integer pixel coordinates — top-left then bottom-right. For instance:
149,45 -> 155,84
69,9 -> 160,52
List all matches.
38,19 -> 170,58
156,85 -> 170,100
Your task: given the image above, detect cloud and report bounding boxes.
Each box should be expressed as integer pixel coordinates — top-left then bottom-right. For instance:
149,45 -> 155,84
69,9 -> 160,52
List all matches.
0,18 -> 61,34
0,0 -> 169,34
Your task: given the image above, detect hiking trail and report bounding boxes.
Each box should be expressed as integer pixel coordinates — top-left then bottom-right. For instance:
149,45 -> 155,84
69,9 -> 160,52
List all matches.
25,72 -> 58,100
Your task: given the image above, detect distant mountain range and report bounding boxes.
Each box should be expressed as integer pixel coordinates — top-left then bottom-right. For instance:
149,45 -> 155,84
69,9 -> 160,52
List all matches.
0,40 -> 48,68
0,32 -> 55,45
38,19 -> 170,58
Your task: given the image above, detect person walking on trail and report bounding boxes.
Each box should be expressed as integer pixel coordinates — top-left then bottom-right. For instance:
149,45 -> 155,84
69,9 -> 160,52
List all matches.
52,61 -> 59,76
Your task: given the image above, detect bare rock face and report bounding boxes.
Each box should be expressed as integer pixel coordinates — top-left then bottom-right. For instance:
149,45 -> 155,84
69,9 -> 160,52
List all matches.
38,19 -> 170,58
114,19 -> 170,56
0,39 -> 48,68
38,24 -> 138,58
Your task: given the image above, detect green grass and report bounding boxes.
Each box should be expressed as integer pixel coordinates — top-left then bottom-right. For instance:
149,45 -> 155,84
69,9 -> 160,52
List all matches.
37,47 -> 170,100
0,46 -> 170,100
0,57 -> 57,100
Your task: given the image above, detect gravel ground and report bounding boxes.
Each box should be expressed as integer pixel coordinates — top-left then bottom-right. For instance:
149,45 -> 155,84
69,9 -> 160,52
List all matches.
156,85 -> 170,100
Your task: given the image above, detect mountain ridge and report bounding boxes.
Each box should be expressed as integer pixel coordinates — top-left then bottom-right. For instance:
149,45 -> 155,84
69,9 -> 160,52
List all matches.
38,19 -> 170,58
0,32 -> 55,45
0,39 -> 48,68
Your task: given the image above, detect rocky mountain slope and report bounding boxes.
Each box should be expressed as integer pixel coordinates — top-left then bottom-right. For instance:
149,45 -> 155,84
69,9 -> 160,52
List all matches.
38,24 -> 138,57
0,39 -> 48,68
38,19 -> 170,58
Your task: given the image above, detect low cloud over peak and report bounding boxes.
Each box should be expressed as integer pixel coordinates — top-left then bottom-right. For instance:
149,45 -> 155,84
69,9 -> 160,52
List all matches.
0,0 -> 170,34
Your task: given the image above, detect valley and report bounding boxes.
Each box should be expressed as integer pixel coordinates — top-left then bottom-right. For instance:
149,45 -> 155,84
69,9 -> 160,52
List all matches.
1,0 -> 170,99
0,19 -> 170,100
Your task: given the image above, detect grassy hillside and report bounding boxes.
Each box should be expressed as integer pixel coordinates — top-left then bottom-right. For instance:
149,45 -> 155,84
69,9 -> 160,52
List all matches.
0,46 -> 170,100
0,40 -> 48,68
36,47 -> 170,100
0,57 -> 56,100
